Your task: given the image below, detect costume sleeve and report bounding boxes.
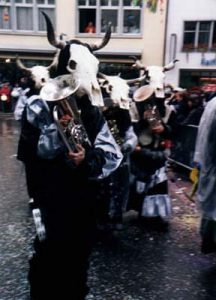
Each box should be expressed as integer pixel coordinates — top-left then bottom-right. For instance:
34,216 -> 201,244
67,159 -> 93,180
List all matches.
14,95 -> 28,121
37,123 -> 65,159
137,147 -> 167,162
74,96 -> 123,179
79,121 -> 123,180
121,126 -> 138,154
194,97 -> 216,165
25,96 -> 65,159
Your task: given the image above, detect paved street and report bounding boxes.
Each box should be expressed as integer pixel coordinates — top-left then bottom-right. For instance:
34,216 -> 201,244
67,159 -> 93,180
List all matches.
0,114 -> 216,300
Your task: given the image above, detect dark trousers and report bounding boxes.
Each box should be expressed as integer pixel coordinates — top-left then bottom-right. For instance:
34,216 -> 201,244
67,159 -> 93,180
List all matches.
96,160 -> 130,228
29,234 -> 93,300
24,162 -> 96,300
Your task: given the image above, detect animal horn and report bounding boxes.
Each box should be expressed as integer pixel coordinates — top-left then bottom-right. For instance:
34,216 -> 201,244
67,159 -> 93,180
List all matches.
47,51 -> 59,70
16,56 -> 31,75
91,23 -> 112,51
163,59 -> 179,71
126,74 -> 146,85
129,56 -> 146,70
41,11 -> 66,49
97,72 -> 107,79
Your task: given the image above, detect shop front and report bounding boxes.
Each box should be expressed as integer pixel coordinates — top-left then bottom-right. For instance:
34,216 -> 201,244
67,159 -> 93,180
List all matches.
179,69 -> 216,90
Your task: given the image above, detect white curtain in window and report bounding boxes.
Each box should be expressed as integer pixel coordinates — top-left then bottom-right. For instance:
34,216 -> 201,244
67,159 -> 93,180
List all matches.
38,8 -> 55,31
0,7 -> 11,29
17,7 -> 33,30
101,10 -> 117,33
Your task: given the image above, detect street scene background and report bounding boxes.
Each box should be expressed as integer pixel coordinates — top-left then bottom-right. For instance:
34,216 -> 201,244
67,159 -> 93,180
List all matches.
1,113 -> 216,300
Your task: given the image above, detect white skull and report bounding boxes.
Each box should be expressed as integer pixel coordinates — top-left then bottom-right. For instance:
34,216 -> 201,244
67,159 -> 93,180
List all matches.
66,44 -> 103,107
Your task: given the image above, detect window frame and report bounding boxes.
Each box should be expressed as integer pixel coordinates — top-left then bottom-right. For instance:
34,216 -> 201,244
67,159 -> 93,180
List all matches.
183,20 -> 216,52
76,0 -> 143,37
0,0 -> 55,33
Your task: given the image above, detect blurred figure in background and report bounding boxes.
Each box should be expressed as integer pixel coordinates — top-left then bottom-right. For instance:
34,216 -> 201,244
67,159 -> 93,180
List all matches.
180,91 -> 204,126
194,94 -> 216,254
11,82 -> 23,112
129,86 -> 174,231
84,21 -> 96,33
0,82 -> 11,112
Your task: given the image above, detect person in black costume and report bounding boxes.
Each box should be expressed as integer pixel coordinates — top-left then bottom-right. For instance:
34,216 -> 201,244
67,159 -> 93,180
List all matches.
96,104 -> 137,232
129,87 -> 174,230
17,76 -> 122,300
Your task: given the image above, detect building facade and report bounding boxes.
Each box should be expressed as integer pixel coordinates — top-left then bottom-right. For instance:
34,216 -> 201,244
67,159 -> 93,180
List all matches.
0,0 -> 168,84
165,0 -> 216,90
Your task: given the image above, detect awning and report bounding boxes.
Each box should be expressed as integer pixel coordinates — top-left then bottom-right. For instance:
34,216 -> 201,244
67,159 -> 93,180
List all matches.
202,84 -> 216,92
94,49 -> 142,61
0,46 -> 55,60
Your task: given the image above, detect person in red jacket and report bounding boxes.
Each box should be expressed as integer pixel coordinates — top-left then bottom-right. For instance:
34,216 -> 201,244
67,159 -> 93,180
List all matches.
84,21 -> 96,33
0,82 -> 11,112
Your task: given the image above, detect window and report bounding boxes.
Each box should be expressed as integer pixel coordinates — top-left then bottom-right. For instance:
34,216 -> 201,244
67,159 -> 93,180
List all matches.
212,23 -> 216,50
180,69 -> 216,89
0,0 -> 55,32
77,0 -> 142,35
99,61 -> 140,79
0,6 -> 11,30
183,21 -> 216,51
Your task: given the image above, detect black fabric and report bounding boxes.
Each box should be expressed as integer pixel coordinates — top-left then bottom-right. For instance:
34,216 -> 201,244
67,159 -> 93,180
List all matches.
95,106 -> 131,230
200,218 -> 216,254
130,146 -> 166,180
17,94 -> 108,299
29,238 -> 92,300
17,106 -> 41,163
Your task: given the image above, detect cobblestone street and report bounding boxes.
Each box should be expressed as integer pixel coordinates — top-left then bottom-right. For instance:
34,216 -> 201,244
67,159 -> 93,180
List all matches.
0,114 -> 216,300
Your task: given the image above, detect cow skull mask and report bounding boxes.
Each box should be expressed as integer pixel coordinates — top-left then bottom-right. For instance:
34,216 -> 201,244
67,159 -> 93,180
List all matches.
16,55 -> 57,89
42,12 -> 111,107
98,73 -> 146,110
131,56 -> 179,98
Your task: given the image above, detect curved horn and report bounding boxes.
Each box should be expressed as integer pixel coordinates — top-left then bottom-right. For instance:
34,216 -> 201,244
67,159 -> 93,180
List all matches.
129,56 -> 146,70
41,11 -> 66,49
16,56 -> 31,75
126,74 -> 146,85
47,51 -> 59,71
97,72 -> 107,79
91,23 -> 112,51
163,59 -> 179,71
165,83 -> 175,92
130,55 -> 138,61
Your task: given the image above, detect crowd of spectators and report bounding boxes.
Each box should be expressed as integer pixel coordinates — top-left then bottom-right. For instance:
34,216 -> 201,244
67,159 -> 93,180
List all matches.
1,78 -> 215,119
0,77 -> 28,113
166,86 -> 212,126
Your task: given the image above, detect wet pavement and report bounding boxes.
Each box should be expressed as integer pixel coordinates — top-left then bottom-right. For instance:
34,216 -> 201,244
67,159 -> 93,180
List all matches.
0,113 -> 216,300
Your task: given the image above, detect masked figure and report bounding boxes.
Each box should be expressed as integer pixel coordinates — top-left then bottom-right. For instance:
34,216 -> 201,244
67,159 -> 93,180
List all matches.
129,86 -> 174,230
17,74 -> 122,300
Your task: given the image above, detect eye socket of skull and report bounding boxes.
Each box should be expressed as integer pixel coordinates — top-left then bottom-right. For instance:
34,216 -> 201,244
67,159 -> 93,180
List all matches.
145,71 -> 150,81
103,80 -> 109,87
108,85 -> 113,92
68,60 -> 77,70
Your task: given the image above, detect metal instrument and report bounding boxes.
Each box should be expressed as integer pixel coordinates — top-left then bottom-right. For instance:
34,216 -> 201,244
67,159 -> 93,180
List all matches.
40,74 -> 90,152
53,97 -> 91,152
139,104 -> 162,147
107,119 -> 124,147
